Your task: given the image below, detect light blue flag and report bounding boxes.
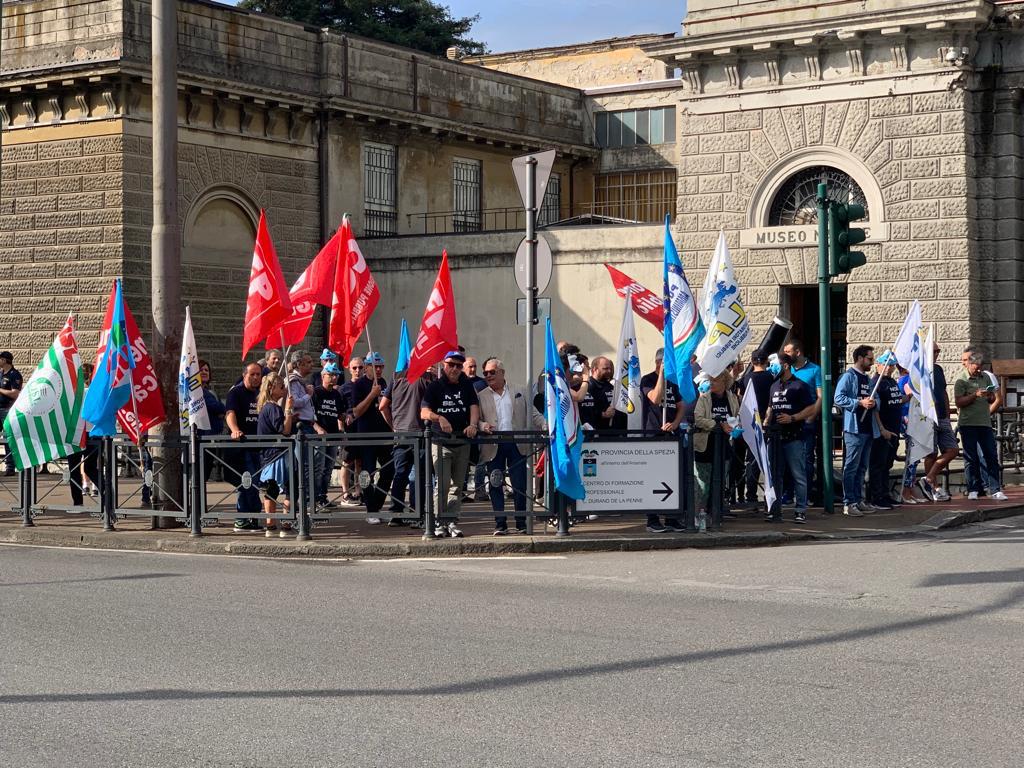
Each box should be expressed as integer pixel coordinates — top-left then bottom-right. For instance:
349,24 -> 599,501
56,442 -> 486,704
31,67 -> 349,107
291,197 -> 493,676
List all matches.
543,318 -> 585,501
395,318 -> 412,372
81,279 -> 136,436
662,216 -> 704,403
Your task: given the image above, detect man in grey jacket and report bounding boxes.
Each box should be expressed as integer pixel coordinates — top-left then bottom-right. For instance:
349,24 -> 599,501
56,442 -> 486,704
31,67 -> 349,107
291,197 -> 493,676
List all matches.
478,357 -> 546,535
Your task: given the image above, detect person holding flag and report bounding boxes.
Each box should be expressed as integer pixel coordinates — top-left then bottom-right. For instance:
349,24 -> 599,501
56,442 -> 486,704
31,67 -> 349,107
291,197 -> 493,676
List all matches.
611,288 -> 643,433
2,316 -> 87,474
661,215 -> 704,407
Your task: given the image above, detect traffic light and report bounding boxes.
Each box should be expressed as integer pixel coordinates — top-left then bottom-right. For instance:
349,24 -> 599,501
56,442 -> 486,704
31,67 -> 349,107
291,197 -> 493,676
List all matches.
828,202 -> 867,276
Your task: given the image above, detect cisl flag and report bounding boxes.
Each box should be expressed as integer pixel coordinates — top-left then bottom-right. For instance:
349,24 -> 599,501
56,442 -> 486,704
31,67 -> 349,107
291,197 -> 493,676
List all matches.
272,224 -> 343,347
407,251 -> 458,382
242,210 -> 292,359
329,217 -> 380,364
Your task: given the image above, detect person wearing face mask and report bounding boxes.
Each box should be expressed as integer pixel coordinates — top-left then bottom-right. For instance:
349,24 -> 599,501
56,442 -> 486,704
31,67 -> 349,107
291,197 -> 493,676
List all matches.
739,350 -> 774,508
764,353 -> 816,523
694,371 -> 740,530
834,345 -> 879,516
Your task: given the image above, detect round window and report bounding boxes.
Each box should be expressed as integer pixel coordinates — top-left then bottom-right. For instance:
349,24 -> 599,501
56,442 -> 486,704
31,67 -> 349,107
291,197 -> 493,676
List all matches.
768,166 -> 869,226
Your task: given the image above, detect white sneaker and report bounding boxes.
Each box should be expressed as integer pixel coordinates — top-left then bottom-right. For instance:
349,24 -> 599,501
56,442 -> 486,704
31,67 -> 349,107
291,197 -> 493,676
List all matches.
447,522 -> 464,538
586,514 -> 599,521
366,517 -> 381,525
933,488 -> 951,502
968,491 -> 979,500
991,491 -> 1008,501
843,504 -> 864,517
433,525 -> 448,538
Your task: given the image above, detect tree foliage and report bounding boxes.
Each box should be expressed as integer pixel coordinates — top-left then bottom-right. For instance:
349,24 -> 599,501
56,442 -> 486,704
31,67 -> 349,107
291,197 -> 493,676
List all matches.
237,0 -> 487,57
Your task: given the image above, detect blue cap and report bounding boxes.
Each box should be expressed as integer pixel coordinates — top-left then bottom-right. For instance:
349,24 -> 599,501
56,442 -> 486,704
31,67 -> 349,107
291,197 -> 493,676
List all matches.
365,352 -> 385,365
444,350 -> 466,363
320,348 -> 338,362
322,362 -> 342,375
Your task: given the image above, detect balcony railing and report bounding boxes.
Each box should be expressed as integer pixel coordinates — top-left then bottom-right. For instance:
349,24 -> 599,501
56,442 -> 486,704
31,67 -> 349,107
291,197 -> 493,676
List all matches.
379,200 -> 676,238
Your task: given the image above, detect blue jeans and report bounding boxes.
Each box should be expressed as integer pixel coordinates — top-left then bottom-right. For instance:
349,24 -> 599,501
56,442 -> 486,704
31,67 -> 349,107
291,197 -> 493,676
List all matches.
842,431 -> 873,505
487,443 -> 528,529
770,436 -> 807,515
959,426 -> 1001,494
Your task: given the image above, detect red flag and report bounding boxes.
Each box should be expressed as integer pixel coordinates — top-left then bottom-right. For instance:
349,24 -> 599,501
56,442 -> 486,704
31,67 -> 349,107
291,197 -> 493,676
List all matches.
328,218 -> 380,364
407,251 -> 458,382
94,282 -> 166,444
272,225 -> 344,347
242,211 -> 293,359
604,263 -> 665,332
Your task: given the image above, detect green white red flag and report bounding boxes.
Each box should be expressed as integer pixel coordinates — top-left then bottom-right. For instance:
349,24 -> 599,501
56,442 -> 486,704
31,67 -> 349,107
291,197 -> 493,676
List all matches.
2,315 -> 86,472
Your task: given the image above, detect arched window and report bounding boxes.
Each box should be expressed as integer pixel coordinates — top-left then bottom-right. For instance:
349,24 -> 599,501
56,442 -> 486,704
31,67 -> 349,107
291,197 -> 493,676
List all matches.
768,166 -> 869,226
183,188 -> 258,266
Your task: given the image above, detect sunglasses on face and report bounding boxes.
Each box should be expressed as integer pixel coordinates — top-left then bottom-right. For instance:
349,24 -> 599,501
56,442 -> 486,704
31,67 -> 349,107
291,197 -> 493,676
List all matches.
351,365 -> 364,370
483,370 -> 497,376
445,362 -> 463,369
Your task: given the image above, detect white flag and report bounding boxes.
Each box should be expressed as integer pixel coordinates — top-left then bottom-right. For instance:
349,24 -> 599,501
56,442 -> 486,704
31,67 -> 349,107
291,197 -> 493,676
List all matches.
178,306 -> 210,432
906,397 -> 935,464
738,383 -> 776,512
698,230 -> 750,378
893,300 -> 922,373
612,289 -> 643,431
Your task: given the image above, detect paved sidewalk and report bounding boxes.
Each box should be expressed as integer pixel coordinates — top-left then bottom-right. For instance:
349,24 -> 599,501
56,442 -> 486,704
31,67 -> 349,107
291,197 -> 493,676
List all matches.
1,483 -> 1022,558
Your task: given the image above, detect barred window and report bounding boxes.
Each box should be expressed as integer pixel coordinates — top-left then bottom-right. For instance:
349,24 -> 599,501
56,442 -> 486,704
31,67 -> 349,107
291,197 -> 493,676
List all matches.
453,158 -> 482,232
363,142 -> 397,236
594,170 -> 677,222
538,173 -> 561,226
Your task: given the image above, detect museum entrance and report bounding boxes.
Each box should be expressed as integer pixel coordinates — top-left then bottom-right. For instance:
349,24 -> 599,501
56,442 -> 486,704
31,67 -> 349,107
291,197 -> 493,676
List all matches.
781,285 -> 848,383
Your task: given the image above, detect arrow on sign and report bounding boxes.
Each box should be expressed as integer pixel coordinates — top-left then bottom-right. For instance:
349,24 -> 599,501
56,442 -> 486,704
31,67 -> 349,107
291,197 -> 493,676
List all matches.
653,482 -> 673,502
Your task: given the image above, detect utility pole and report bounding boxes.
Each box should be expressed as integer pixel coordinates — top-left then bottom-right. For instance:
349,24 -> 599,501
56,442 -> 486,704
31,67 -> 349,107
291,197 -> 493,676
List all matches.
816,183 -> 834,516
151,0 -> 182,526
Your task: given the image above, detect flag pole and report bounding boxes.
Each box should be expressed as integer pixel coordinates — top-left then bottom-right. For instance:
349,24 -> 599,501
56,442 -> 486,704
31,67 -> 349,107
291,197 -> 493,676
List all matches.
278,328 -> 289,375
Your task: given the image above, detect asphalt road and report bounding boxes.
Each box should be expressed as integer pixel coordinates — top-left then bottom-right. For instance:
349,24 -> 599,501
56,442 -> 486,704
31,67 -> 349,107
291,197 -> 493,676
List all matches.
1,518 -> 1022,768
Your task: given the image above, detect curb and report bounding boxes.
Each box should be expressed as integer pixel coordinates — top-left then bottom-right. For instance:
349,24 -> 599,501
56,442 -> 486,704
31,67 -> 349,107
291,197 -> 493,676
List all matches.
1,504 -> 1021,559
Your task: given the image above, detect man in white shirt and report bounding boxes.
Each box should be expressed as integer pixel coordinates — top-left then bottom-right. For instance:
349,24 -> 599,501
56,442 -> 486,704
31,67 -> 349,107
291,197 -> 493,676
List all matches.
478,358 -> 546,535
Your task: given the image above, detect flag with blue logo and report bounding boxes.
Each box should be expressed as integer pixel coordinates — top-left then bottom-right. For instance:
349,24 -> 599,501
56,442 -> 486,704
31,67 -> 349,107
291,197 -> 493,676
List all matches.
698,230 -> 750,378
395,318 -> 412,372
662,215 -> 704,403
178,306 -> 210,432
82,279 -> 136,436
544,318 -> 585,500
738,383 -> 776,512
612,288 -> 643,431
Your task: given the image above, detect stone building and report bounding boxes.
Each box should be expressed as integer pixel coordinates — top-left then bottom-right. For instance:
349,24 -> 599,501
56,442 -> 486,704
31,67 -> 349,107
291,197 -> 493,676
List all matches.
2,0 -> 1023,389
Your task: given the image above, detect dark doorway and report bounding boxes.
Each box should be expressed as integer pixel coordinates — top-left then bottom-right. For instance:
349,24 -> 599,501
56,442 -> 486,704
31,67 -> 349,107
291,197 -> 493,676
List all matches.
781,285 -> 848,384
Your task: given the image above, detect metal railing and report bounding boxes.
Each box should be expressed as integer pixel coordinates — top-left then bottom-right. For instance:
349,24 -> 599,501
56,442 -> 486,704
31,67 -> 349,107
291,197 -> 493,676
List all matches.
1,428 -> 701,539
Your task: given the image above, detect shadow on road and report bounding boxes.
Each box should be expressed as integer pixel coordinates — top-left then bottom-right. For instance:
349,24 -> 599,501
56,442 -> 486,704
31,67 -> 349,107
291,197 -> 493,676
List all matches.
0,573 -> 185,589
918,568 -> 1024,587
1,581 -> 1020,706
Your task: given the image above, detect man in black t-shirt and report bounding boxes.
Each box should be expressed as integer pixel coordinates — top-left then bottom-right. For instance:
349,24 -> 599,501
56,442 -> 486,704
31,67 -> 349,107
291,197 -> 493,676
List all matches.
579,356 -> 615,431
224,362 -> 263,530
0,351 -> 24,475
311,362 -> 346,509
641,348 -> 686,435
420,350 -> 480,538
351,351 -> 393,521
765,354 -> 815,523
867,353 -> 904,510
463,356 -> 489,502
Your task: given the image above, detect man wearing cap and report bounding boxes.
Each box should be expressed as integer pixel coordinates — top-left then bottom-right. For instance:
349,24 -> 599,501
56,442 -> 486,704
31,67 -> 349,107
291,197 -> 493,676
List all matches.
0,351 -> 23,476
420,350 -> 480,537
311,361 -> 346,510
351,351 -> 394,523
867,351 -> 905,511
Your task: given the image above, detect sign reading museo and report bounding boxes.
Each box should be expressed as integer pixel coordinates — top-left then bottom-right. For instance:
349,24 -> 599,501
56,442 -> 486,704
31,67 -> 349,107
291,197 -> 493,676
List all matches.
576,441 -> 679,514
739,223 -> 889,249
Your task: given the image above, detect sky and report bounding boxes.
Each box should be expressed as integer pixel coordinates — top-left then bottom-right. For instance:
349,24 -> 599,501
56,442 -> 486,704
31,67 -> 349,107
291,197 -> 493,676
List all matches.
444,0 -> 684,53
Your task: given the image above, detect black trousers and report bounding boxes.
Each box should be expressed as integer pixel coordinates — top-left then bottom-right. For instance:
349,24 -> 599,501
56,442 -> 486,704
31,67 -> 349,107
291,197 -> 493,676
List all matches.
867,434 -> 898,505
360,444 -> 396,515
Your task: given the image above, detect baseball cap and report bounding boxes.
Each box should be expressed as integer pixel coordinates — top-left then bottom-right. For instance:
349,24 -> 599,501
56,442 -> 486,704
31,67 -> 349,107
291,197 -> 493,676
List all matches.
320,348 -> 338,362
751,349 -> 768,364
365,352 -> 385,366
0,351 -> 11,363
444,350 -> 466,363
323,362 -> 342,375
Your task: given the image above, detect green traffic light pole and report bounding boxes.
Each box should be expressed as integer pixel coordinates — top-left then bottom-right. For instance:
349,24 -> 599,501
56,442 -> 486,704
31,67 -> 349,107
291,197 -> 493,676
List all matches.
816,182 -> 835,516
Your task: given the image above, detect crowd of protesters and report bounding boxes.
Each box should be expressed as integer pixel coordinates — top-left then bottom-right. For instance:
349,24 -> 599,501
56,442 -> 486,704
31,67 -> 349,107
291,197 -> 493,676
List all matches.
1,331 -> 1011,536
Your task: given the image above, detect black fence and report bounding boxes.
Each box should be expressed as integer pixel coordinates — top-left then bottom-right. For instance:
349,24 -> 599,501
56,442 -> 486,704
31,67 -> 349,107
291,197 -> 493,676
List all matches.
1,428 -> 699,539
